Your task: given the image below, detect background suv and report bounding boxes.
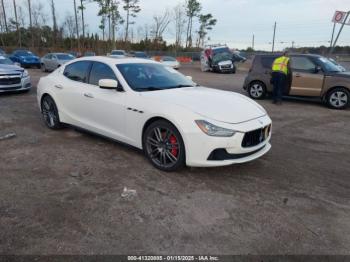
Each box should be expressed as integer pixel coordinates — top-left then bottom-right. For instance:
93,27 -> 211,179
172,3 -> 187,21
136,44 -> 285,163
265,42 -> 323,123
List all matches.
244,54 -> 350,109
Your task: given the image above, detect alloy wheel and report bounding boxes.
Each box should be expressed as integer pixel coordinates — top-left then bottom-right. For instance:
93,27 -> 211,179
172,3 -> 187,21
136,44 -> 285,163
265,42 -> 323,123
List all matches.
41,97 -> 59,128
329,91 -> 348,108
250,83 -> 264,98
146,126 -> 180,168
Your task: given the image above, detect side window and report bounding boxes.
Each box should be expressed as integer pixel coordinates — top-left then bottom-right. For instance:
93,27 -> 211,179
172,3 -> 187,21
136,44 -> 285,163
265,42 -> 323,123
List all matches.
88,62 -> 117,86
261,57 -> 277,69
63,61 -> 91,83
291,57 -> 315,72
46,54 -> 52,59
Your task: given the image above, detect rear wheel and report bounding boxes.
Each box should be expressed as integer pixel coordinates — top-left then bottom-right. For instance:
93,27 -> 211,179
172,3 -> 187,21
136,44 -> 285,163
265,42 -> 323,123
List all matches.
143,120 -> 185,172
248,81 -> 266,99
326,87 -> 349,109
41,95 -> 63,129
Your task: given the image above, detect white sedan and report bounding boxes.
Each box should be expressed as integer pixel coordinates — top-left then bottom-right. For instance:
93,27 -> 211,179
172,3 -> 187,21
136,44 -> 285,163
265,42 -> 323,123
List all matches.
159,56 -> 180,69
37,56 -> 272,171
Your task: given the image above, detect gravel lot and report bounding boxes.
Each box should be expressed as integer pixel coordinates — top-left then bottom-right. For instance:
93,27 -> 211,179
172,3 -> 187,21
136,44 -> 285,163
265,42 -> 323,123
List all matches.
0,63 -> 349,255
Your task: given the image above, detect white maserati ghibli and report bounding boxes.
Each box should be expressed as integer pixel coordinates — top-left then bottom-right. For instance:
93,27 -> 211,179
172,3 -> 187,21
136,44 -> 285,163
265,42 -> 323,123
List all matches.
37,56 -> 272,171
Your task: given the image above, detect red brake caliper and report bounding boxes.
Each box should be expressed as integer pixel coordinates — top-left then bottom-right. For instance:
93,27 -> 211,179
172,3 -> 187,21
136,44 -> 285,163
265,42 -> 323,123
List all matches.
169,135 -> 178,157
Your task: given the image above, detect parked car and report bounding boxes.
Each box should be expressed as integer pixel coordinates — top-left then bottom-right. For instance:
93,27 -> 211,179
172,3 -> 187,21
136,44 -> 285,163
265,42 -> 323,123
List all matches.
110,50 -> 127,58
134,51 -> 150,59
328,58 -> 346,72
84,51 -> 96,57
41,53 -> 75,72
159,56 -> 180,69
68,51 -> 81,58
232,52 -> 247,63
244,54 -> 350,109
201,45 -> 235,73
37,56 -> 272,171
9,50 -> 41,68
0,55 -> 31,93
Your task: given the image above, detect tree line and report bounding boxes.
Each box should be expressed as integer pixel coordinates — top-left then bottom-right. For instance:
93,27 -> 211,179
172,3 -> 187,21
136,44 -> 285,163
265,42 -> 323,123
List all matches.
0,0 -> 217,53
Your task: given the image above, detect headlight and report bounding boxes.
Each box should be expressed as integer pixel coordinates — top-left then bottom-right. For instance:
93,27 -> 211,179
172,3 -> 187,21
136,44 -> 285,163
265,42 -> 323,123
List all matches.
195,120 -> 236,137
22,70 -> 29,78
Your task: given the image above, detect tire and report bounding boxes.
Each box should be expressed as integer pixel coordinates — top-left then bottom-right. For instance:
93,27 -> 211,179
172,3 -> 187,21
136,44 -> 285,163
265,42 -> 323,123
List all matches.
326,87 -> 349,110
143,120 -> 186,172
41,95 -> 63,129
248,81 -> 267,100
37,64 -> 41,69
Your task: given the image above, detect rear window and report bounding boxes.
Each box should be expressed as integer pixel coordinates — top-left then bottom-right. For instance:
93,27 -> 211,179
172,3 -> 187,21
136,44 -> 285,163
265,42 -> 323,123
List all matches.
260,56 -> 277,69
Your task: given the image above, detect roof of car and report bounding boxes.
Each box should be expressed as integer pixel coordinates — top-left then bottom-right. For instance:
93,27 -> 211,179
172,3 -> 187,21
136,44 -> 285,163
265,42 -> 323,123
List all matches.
73,56 -> 157,65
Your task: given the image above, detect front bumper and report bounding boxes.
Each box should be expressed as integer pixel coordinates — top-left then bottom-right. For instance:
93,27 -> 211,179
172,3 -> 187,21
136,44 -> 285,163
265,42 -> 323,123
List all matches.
0,76 -> 31,93
184,115 -> 272,167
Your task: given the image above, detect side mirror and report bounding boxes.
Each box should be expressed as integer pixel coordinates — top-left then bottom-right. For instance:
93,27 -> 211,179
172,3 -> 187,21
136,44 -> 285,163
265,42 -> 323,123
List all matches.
99,79 -> 118,90
186,76 -> 193,81
315,66 -> 322,73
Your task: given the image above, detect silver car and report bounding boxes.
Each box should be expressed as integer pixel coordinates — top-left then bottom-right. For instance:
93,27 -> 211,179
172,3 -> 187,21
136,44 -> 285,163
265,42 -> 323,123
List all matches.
0,55 -> 31,93
41,53 -> 75,72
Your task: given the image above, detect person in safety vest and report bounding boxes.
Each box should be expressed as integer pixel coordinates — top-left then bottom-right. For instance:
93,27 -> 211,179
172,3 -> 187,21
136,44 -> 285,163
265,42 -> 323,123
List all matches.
271,51 -> 291,104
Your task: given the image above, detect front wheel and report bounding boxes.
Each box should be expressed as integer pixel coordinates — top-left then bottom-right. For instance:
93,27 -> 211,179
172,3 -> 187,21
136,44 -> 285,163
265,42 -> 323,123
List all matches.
143,120 -> 186,172
248,81 -> 267,99
41,95 -> 63,129
326,87 -> 349,109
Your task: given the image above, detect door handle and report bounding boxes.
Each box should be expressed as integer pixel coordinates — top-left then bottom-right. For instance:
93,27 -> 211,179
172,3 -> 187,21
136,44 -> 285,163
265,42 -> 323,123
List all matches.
84,93 -> 94,98
54,84 -> 63,89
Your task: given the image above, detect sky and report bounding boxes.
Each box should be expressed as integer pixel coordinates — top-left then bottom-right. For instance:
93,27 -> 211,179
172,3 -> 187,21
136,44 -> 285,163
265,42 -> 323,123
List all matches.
8,0 -> 350,51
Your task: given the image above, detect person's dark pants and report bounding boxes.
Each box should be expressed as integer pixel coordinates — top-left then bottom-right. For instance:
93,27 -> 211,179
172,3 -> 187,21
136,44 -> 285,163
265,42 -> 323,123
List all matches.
272,72 -> 287,102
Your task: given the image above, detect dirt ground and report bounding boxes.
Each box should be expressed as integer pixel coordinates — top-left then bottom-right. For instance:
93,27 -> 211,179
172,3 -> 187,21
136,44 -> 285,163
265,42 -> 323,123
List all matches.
0,63 -> 350,255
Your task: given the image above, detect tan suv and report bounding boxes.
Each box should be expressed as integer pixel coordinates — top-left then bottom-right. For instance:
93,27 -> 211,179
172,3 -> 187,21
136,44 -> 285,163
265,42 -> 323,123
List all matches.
243,54 -> 350,109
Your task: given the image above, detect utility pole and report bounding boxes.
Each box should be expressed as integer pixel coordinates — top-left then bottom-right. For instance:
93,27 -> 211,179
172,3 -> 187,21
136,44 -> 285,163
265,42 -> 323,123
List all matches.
1,0 -> 8,33
73,0 -> 80,52
13,0 -> 21,47
272,22 -> 276,53
330,11 -> 350,54
292,41 -> 295,49
27,0 -> 34,48
252,34 -> 255,50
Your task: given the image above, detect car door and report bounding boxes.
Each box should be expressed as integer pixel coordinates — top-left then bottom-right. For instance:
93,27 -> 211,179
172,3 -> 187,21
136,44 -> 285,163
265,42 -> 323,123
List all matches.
289,56 -> 324,97
82,61 -> 129,142
43,54 -> 52,70
56,61 -> 93,129
50,55 -> 58,70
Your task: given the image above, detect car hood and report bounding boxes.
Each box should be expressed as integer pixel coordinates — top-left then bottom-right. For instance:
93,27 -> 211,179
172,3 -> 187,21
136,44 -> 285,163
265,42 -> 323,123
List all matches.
0,64 -> 23,73
332,71 -> 350,78
141,87 -> 266,124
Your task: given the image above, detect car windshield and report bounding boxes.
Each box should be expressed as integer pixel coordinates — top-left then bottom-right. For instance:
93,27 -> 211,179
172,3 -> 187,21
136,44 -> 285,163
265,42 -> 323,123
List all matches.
162,56 -> 176,61
318,57 -> 341,72
212,52 -> 232,64
112,51 -> 125,55
57,54 -> 74,60
116,63 -> 195,91
16,51 -> 33,56
0,56 -> 14,65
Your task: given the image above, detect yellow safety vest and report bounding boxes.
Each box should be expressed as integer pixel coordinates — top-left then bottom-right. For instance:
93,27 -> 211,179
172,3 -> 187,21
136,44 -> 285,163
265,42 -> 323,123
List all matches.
272,56 -> 290,75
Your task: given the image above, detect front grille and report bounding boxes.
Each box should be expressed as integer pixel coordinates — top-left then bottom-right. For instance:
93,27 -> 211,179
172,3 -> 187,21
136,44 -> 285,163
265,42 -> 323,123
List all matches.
220,64 -> 231,69
242,125 -> 271,148
0,76 -> 21,85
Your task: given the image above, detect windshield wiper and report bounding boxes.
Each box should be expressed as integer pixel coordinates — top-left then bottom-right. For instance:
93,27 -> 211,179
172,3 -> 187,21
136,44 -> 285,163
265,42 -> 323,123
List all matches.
165,84 -> 195,89
134,86 -> 163,92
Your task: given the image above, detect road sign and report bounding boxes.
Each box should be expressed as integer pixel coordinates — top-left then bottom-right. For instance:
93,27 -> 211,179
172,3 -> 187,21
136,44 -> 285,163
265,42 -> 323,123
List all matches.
332,11 -> 347,24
